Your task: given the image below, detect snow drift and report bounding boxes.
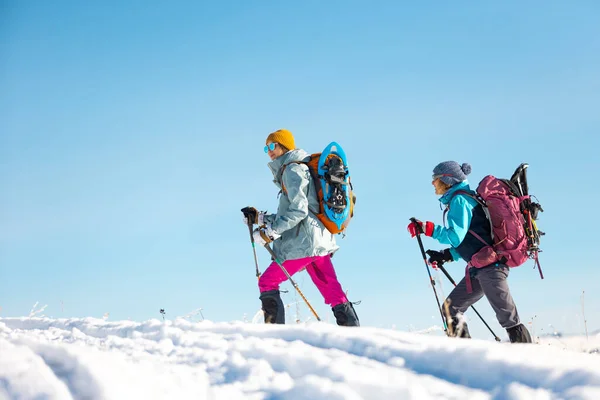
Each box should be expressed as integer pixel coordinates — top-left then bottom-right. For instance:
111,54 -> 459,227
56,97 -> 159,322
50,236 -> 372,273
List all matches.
1,317 -> 599,399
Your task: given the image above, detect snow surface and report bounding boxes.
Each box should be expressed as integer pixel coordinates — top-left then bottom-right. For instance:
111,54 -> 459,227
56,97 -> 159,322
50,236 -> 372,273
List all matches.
1,317 -> 599,400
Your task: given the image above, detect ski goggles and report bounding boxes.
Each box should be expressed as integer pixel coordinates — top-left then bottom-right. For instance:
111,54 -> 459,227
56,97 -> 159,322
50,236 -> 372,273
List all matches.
432,173 -> 453,180
264,143 -> 278,153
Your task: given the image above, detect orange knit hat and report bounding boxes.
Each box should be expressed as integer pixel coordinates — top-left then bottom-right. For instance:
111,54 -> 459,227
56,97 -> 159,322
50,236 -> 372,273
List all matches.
266,129 -> 295,151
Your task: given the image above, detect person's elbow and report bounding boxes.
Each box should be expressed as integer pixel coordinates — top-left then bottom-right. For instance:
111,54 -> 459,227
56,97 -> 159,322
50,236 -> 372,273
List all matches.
448,230 -> 465,248
292,207 -> 309,220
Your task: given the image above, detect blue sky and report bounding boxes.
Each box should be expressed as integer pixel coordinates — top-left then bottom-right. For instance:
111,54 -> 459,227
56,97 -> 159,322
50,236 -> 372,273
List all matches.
2,1 -> 599,339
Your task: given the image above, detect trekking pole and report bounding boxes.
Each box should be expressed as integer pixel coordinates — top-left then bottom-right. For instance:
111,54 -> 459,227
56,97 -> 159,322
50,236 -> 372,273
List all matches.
410,217 -> 448,335
436,265 -> 502,342
241,208 -> 261,279
247,222 -> 261,279
262,244 -> 321,321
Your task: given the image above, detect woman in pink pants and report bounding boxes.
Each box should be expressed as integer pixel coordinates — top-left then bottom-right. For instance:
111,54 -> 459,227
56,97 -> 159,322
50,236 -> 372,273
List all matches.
243,129 -> 359,326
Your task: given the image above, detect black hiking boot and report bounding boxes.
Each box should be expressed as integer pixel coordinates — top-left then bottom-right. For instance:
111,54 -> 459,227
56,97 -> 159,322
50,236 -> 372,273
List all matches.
259,290 -> 285,324
507,324 -> 532,343
449,316 -> 471,338
332,302 -> 360,327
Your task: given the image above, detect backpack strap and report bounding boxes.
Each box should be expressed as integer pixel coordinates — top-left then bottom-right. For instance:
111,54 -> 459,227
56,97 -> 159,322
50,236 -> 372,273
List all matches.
279,161 -> 299,195
279,161 -> 309,195
442,189 -> 480,225
453,189 -> 483,206
279,161 -> 319,216
443,189 -> 494,244
467,229 -> 490,246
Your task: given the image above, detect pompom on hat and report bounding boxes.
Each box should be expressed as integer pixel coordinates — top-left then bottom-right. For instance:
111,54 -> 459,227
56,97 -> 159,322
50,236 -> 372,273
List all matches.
266,129 -> 295,151
432,161 -> 472,186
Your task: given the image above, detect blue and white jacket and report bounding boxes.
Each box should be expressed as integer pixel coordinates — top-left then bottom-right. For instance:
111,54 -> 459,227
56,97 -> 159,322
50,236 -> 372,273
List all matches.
432,181 -> 491,262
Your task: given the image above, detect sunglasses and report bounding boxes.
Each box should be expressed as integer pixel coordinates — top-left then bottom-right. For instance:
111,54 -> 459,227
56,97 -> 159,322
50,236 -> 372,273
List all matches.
264,143 -> 278,153
432,173 -> 452,180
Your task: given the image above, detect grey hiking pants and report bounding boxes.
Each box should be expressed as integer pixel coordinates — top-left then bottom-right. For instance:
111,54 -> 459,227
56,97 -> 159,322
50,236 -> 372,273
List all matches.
445,264 -> 521,329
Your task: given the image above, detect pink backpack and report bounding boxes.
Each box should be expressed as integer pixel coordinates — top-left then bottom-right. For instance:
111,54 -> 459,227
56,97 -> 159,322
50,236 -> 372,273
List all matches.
455,164 -> 544,279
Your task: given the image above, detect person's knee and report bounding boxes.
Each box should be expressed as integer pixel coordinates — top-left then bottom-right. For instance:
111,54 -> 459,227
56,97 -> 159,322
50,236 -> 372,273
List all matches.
257,276 -> 271,292
258,269 -> 283,292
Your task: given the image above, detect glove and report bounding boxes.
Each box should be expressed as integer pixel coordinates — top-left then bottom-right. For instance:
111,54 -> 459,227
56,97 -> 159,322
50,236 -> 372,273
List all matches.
407,219 -> 435,237
252,224 -> 281,246
425,249 -> 453,268
241,207 -> 266,226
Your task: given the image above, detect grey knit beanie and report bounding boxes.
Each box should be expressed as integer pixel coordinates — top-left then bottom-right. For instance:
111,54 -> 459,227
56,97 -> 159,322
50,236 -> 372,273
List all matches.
432,161 -> 472,186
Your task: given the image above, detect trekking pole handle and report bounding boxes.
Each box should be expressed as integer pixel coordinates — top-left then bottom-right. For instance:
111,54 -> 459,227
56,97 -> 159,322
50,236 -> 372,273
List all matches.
409,217 -> 424,235
241,208 -> 261,279
410,217 -> 429,260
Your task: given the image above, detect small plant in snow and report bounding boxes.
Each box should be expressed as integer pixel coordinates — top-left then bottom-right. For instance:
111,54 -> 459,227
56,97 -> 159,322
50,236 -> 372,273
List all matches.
180,308 -> 204,322
29,302 -> 48,318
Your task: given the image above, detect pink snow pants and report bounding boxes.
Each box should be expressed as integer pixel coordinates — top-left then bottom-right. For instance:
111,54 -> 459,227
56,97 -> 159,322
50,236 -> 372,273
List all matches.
258,255 -> 348,307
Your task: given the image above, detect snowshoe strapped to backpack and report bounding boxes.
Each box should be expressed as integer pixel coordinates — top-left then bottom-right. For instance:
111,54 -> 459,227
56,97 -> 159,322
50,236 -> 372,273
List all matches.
453,163 -> 544,278
282,142 -> 355,235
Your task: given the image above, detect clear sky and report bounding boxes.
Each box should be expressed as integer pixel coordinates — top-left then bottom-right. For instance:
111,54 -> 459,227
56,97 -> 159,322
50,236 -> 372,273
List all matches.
2,1 -> 599,339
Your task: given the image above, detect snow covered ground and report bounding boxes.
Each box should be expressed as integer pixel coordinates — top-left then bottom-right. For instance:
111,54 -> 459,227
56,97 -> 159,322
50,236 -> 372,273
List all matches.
1,317 -> 599,400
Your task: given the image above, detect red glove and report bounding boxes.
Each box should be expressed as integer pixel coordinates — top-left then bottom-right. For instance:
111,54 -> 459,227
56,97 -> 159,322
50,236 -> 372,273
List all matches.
407,220 -> 435,237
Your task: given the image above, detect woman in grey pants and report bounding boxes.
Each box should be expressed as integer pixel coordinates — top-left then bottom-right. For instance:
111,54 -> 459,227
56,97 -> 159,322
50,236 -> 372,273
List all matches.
407,161 -> 532,343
